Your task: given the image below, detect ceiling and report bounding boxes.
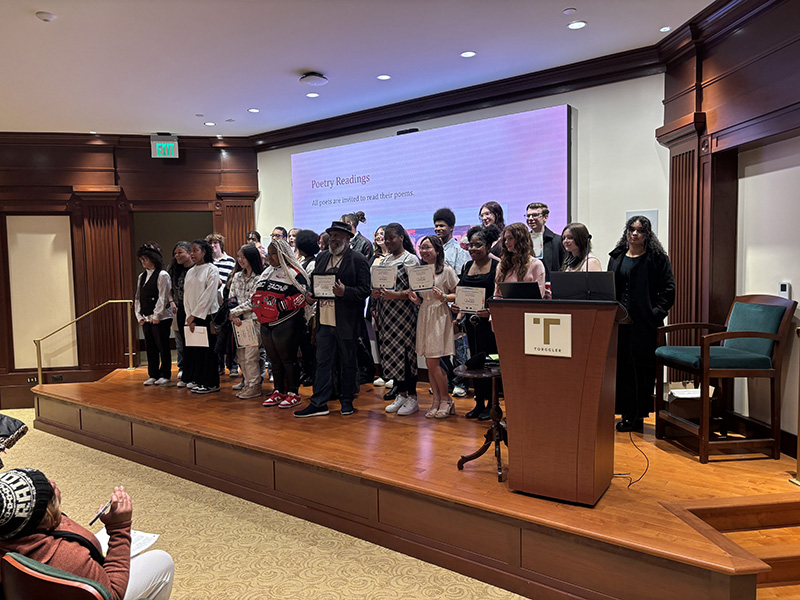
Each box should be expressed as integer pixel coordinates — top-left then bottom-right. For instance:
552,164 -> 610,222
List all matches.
0,0 -> 714,138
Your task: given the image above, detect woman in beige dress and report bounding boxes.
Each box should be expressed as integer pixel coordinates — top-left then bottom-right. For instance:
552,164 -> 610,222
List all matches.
408,235 -> 459,418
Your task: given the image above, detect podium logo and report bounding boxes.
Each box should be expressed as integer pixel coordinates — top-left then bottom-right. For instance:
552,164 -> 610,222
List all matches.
524,313 -> 572,358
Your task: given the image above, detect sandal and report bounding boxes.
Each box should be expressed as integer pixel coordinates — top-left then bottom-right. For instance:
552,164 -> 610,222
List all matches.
425,400 -> 441,419
435,398 -> 456,419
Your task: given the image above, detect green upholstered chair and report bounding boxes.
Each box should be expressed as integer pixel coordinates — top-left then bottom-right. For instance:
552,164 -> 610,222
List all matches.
654,294 -> 796,463
1,552 -> 112,600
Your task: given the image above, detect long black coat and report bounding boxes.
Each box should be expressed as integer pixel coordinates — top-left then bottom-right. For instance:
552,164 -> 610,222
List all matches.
311,248 -> 371,340
540,226 -> 565,278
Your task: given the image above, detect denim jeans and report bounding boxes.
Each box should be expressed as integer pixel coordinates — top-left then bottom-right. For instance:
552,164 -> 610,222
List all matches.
310,325 -> 358,408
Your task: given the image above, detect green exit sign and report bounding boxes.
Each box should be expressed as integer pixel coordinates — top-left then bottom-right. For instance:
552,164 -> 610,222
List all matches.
150,135 -> 179,158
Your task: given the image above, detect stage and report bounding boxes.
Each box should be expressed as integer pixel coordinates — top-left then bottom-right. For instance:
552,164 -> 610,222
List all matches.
32,369 -> 800,599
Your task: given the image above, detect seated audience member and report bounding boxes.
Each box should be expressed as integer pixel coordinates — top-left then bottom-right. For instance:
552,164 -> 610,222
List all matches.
228,244 -> 265,399
451,225 -> 500,420
407,235 -> 458,418
525,202 -> 564,278
180,239 -> 220,394
252,238 -> 309,409
494,222 -> 546,298
341,211 -> 374,262
373,223 -> 420,415
478,201 -> 506,257
135,243 -> 173,386
294,221 -> 371,417
0,468 -> 174,600
561,222 -> 602,272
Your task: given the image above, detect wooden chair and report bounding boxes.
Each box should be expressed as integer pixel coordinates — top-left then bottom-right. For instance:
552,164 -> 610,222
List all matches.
654,294 -> 796,463
1,552 -> 111,600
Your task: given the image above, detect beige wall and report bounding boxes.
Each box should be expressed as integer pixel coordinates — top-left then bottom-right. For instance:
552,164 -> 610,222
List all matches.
8,215 -> 78,369
738,135 -> 800,435
256,74 -> 671,262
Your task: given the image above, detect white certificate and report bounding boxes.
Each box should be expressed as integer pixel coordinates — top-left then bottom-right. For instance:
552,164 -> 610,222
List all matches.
455,286 -> 485,314
184,325 -> 208,347
371,265 -> 398,290
408,264 -> 435,291
313,274 -> 336,298
233,319 -> 260,348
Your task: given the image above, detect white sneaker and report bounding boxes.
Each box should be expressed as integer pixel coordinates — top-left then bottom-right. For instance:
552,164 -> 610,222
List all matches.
385,395 -> 408,413
452,385 -> 467,397
143,378 -> 157,386
177,370 -> 183,380
177,381 -> 187,388
186,382 -> 197,390
232,380 -> 245,391
373,377 -> 386,387
397,395 -> 419,416
155,378 -> 170,386
384,379 -> 394,389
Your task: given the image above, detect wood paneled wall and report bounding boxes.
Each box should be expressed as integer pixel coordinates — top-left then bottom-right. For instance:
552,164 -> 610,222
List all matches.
0,135 -> 257,406
657,0 -> 800,328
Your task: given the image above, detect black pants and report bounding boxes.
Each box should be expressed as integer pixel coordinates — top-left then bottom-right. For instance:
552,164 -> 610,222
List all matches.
181,317 -> 219,388
142,320 -> 172,379
261,314 -> 304,394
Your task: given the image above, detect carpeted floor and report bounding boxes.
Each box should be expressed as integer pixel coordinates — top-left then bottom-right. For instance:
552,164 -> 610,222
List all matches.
2,408 -> 523,600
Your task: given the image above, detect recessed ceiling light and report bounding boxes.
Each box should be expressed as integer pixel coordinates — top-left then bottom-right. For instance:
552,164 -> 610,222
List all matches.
660,26 -> 672,33
247,108 -> 260,113
35,11 -> 56,22
306,92 -> 319,98
567,20 -> 587,30
204,122 -> 215,127
89,131 -> 97,135
562,7 -> 577,15
377,74 -> 391,81
460,51 -> 477,58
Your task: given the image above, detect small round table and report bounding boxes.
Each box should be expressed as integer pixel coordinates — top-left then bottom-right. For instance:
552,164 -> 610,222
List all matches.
454,364 -> 507,482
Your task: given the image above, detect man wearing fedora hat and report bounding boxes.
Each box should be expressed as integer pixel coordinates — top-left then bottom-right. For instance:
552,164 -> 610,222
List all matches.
295,221 -> 371,417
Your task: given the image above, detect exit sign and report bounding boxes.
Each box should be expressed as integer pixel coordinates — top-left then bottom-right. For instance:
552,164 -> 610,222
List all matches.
150,135 -> 179,158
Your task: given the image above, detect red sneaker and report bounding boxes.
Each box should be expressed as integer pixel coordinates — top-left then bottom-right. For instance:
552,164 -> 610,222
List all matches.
279,392 -> 302,409
262,390 -> 285,407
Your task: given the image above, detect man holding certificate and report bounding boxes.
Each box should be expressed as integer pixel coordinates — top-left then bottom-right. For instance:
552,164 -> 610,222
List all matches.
294,221 -> 371,417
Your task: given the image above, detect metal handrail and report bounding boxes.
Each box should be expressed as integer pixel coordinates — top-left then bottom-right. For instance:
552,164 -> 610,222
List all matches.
33,299 -> 135,385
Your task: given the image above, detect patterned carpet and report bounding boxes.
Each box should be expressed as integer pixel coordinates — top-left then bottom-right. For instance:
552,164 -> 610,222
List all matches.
2,408 -> 523,600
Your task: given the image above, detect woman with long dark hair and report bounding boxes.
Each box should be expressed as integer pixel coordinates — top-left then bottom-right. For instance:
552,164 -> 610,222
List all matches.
294,229 -> 320,387
561,222 -> 602,272
167,241 -> 192,380
608,215 -> 675,432
252,238 -> 309,409
408,235 -> 459,418
494,222 -> 545,298
451,225 -> 501,420
372,223 -> 420,415
479,201 -> 505,257
228,244 -> 265,399
181,239 -> 221,394
135,242 -> 173,386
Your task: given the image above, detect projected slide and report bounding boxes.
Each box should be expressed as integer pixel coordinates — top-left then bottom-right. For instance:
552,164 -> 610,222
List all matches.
291,105 -> 569,245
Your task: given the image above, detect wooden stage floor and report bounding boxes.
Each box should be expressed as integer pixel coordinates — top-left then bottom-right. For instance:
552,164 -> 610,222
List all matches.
32,368 -> 800,599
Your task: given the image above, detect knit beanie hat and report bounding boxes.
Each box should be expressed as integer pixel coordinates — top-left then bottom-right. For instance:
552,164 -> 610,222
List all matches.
0,468 -> 53,540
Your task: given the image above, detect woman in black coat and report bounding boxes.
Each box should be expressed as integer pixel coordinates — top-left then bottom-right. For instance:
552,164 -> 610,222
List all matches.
607,215 -> 675,432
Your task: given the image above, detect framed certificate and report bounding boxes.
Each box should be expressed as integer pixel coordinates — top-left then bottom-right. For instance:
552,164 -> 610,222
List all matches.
233,320 -> 260,348
313,274 -> 336,298
455,286 -> 485,314
371,264 -> 398,290
408,264 -> 435,291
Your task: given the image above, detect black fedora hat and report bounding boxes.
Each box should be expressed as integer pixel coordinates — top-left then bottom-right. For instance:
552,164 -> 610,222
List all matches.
326,221 -> 354,237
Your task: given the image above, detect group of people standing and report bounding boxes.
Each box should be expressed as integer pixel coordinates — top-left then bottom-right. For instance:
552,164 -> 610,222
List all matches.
134,202 -> 674,433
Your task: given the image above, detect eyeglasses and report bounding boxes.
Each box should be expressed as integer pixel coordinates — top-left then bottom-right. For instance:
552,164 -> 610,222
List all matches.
526,212 -> 545,219
270,233 -> 282,238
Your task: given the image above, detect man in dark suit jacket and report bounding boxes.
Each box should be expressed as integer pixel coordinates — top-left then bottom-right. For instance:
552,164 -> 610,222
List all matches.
294,221 -> 371,417
526,202 -> 565,278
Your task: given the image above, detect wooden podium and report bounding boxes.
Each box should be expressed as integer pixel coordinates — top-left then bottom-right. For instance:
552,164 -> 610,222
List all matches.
489,299 -> 618,506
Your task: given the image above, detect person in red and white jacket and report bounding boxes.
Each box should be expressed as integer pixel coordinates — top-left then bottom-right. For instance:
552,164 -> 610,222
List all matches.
251,238 -> 309,409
